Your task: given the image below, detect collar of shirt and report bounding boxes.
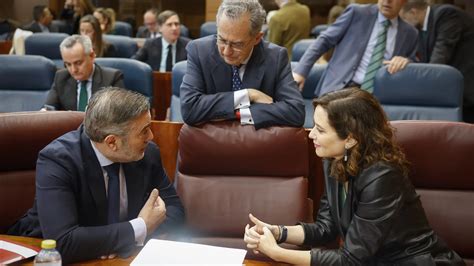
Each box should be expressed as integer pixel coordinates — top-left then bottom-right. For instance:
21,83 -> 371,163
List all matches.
161,37 -> 177,48
377,11 -> 399,30
236,47 -> 254,80
422,6 -> 430,31
90,140 -> 114,167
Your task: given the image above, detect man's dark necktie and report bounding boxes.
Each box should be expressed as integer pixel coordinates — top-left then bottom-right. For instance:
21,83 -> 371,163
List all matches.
232,65 -> 243,91
104,163 -> 120,224
166,44 -> 173,72
78,80 -> 88,111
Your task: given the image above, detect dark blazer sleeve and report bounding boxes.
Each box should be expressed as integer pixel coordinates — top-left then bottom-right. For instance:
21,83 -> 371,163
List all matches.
132,38 -> 151,62
35,143 -> 136,263
429,7 -> 463,64
308,165 -> 406,265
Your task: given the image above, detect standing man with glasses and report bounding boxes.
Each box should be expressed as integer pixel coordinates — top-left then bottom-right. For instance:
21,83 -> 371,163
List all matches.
180,0 -> 304,129
293,0 -> 418,96
43,35 -> 124,111
133,10 -> 190,72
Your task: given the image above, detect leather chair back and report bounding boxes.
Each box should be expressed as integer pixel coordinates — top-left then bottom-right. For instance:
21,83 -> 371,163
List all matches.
392,120 -> 474,264
113,21 -> 133,37
176,121 -> 313,250
374,63 -> 463,121
103,34 -> 138,58
291,62 -> 326,128
0,55 -> 56,112
200,21 -> 217,38
291,39 -> 314,62
95,57 -> 153,102
0,111 -> 84,233
24,32 -> 68,66
170,60 -> 187,122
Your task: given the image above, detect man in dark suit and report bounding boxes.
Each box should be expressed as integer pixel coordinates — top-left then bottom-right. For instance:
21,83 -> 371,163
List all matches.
293,0 -> 418,96
133,10 -> 190,72
23,5 -> 56,33
180,0 -> 304,129
136,8 -> 161,39
400,0 -> 474,122
8,88 -> 185,263
44,35 -> 124,111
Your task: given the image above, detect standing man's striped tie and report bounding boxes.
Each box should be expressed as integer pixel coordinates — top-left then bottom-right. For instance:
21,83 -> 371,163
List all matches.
361,19 -> 391,93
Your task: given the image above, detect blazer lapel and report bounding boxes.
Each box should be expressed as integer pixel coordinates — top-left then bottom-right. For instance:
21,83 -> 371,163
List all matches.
79,127 -> 108,223
242,42 -> 265,90
123,163 -> 145,218
355,7 -> 379,64
91,64 -> 103,94
210,42 -> 232,93
65,77 -> 78,110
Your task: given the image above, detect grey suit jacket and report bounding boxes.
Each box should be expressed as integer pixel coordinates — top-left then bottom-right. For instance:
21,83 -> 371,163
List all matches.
422,5 -> 474,109
45,64 -> 124,110
132,36 -> 190,71
22,21 -> 57,33
294,4 -> 418,96
180,35 -> 305,129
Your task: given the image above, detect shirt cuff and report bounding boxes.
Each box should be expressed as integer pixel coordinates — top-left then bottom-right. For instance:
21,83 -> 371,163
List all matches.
234,89 -> 250,110
129,217 -> 147,246
239,107 -> 254,125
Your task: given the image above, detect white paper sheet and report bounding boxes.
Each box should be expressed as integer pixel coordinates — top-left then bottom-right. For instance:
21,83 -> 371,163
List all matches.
130,239 -> 247,266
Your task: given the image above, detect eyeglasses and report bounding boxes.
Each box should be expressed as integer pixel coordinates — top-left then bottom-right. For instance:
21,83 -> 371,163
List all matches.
216,35 -> 250,52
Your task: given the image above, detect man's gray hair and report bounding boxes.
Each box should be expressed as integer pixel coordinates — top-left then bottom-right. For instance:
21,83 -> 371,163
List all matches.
84,87 -> 150,142
216,0 -> 266,36
59,34 -> 93,55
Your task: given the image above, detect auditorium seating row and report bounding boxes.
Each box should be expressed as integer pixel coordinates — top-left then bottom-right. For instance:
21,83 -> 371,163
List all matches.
168,60 -> 464,127
0,111 -> 472,264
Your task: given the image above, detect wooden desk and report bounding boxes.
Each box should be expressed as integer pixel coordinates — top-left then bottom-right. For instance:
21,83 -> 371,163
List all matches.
152,71 -> 172,121
1,235 -> 281,265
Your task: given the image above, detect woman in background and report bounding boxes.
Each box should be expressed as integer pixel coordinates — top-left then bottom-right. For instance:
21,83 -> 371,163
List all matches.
244,88 -> 464,265
93,7 -> 116,34
79,15 -> 115,57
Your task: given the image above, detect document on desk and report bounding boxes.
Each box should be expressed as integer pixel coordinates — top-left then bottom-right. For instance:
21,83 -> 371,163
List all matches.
131,239 -> 247,265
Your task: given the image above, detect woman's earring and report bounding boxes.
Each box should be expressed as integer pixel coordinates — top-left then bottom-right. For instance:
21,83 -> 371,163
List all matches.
344,148 -> 348,162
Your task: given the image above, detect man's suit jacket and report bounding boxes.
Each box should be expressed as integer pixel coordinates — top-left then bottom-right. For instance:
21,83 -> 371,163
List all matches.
136,27 -> 159,39
300,161 -> 463,264
294,4 -> 418,97
420,5 -> 474,111
22,21 -> 57,33
267,0 -> 311,59
132,36 -> 190,71
7,126 -> 185,263
180,35 -> 305,129
44,64 -> 125,110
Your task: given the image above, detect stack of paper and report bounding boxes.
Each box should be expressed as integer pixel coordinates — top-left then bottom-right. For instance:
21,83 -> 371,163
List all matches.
131,239 -> 247,266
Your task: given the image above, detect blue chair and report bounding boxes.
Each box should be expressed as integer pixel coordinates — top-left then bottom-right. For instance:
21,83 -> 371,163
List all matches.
95,58 -> 153,102
113,21 -> 133,37
310,24 -> 328,38
291,62 -> 327,128
170,60 -> 187,122
103,35 -> 138,58
0,55 -> 56,112
291,39 -> 314,62
24,32 -> 69,67
374,63 -> 464,121
200,21 -> 217,38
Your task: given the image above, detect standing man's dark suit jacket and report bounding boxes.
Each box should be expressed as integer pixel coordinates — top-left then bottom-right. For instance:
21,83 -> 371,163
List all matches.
7,126 -> 185,263
136,27 -> 157,39
294,4 -> 418,96
44,64 -> 124,110
419,5 -> 474,122
180,35 -> 305,129
132,36 -> 190,71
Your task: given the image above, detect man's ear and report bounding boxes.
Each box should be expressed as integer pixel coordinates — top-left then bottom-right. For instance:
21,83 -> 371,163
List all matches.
254,31 -> 264,45
104,135 -> 118,151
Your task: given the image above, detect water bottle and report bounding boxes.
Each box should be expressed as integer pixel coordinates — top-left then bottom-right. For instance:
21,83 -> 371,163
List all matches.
34,239 -> 62,266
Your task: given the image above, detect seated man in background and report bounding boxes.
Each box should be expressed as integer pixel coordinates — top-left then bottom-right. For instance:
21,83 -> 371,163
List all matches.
400,0 -> 474,123
136,8 -> 161,39
23,5 -> 56,33
267,0 -> 310,59
43,34 -> 124,111
133,10 -> 190,72
8,88 -> 185,264
293,0 -> 418,96
180,0 -> 304,129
